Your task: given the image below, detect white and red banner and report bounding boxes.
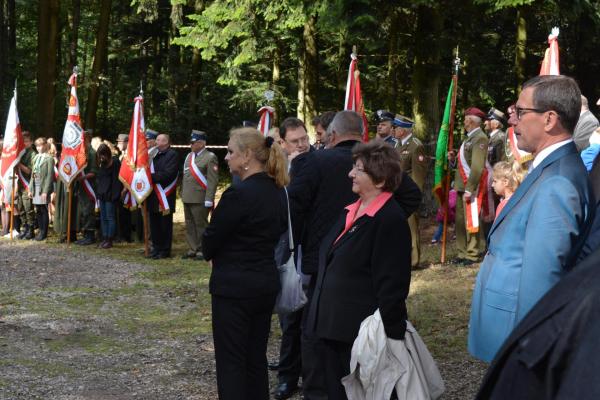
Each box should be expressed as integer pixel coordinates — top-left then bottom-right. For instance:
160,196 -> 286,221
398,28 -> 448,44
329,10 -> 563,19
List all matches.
344,53 -> 369,142
188,152 -> 208,190
540,27 -> 560,76
0,89 -> 25,207
81,172 -> 100,211
257,106 -> 275,137
457,143 -> 494,233
58,72 -> 87,185
119,95 -> 153,205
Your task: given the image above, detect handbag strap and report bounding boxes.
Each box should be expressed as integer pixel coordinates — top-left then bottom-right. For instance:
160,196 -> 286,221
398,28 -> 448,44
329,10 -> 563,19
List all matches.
284,187 -> 294,252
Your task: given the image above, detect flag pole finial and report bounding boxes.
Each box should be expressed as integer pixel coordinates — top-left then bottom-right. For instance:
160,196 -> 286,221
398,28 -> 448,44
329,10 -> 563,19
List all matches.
140,80 -> 143,96
73,65 -> 79,75
453,46 -> 461,75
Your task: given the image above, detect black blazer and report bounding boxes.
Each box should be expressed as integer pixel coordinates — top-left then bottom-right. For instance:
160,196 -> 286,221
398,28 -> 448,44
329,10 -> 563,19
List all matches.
96,157 -> 123,202
202,172 -> 287,298
476,246 -> 600,400
306,197 -> 412,344
288,139 -> 422,275
147,147 -> 179,213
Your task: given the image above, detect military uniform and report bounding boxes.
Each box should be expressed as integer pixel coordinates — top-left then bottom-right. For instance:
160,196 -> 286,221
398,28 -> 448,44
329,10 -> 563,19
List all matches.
74,145 -> 98,244
454,127 -> 489,262
396,134 -> 427,267
17,146 -> 36,239
181,137 -> 219,259
487,129 -> 506,167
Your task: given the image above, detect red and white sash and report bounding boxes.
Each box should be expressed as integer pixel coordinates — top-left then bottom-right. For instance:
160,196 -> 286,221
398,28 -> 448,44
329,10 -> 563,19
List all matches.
188,152 -> 207,190
123,191 -> 138,210
150,161 -> 178,215
458,142 -> 494,233
80,172 -> 100,211
17,169 -> 30,192
506,127 -> 533,165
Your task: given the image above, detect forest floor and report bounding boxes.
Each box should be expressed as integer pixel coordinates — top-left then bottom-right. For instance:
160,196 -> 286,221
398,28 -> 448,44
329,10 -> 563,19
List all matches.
0,211 -> 486,400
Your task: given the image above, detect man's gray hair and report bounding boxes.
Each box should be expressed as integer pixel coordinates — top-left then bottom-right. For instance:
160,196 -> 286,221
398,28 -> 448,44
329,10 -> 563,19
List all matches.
466,115 -> 482,126
329,111 -> 364,137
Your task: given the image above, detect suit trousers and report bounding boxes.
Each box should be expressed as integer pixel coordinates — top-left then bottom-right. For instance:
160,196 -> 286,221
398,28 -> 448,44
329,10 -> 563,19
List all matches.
183,203 -> 209,256
322,338 -> 352,400
301,277 -> 328,400
149,211 -> 173,256
117,203 -> 132,242
407,214 -> 420,267
277,308 -> 303,385
212,293 -> 276,400
455,194 -> 485,261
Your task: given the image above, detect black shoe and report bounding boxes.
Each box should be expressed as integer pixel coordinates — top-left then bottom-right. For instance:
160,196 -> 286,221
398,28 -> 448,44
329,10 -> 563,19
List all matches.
152,253 -> 170,260
268,361 -> 280,371
17,225 -> 29,240
274,382 -> 298,400
34,234 -> 47,241
25,229 -> 35,240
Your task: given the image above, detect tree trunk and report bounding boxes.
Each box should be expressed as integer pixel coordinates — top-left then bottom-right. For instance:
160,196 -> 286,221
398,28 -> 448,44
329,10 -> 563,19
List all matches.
514,7 -> 527,95
85,0 -> 112,133
297,14 -> 318,135
411,5 -> 441,142
37,0 -> 60,138
0,0 -> 6,103
188,0 -> 205,130
68,0 -> 81,70
386,9 -> 400,112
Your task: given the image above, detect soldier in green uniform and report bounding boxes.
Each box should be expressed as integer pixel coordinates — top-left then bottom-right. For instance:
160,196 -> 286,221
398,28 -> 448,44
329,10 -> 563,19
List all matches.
484,108 -> 507,167
16,131 -> 37,239
448,107 -> 490,264
181,130 -> 219,260
74,131 -> 98,245
393,115 -> 428,268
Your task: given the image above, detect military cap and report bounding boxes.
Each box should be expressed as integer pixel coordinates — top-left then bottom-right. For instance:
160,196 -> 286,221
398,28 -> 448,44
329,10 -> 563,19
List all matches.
191,130 -> 207,142
376,110 -> 395,122
392,114 -> 415,128
465,107 -> 487,119
145,129 -> 158,140
117,134 -> 128,142
486,108 -> 507,126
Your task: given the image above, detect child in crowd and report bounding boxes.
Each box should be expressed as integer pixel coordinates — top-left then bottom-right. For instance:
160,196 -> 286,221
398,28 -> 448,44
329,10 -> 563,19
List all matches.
431,188 -> 457,244
491,161 -> 524,219
30,138 -> 55,240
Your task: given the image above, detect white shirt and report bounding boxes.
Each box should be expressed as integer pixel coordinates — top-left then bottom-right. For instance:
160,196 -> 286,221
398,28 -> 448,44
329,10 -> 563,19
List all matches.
466,127 -> 480,138
531,139 -> 573,170
490,129 -> 502,139
401,133 -> 413,146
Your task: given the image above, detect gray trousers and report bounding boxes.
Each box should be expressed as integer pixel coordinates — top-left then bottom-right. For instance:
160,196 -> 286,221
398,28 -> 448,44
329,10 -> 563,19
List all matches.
184,202 -> 209,255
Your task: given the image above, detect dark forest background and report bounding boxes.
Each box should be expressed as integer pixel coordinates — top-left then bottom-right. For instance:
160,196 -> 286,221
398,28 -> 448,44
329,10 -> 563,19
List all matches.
1,0 -> 600,145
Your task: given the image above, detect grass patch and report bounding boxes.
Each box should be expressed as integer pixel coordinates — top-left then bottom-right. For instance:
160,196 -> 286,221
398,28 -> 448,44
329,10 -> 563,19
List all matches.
0,358 -> 77,377
45,331 -> 127,354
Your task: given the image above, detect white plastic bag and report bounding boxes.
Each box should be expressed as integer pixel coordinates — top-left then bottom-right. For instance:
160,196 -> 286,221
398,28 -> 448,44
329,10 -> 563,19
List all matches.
274,187 -> 307,313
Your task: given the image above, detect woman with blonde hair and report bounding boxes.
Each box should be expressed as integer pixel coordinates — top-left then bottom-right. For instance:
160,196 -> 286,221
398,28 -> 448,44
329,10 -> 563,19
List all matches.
31,137 -> 55,240
202,127 -> 288,400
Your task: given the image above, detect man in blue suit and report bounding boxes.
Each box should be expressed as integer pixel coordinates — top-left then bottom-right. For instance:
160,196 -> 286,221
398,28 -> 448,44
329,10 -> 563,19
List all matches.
468,75 -> 594,363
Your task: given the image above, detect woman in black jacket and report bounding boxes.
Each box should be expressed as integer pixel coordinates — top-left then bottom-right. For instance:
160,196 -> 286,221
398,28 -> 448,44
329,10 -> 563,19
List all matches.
307,141 -> 412,400
96,143 -> 122,249
202,128 -> 289,400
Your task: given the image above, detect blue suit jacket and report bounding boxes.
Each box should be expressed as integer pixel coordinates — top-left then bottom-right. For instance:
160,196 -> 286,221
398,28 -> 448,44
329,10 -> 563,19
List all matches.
468,142 -> 593,362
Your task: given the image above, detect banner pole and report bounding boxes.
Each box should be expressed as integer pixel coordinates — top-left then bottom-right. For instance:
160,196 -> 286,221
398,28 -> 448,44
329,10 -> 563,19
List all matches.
67,184 -> 73,245
142,201 -> 149,257
9,171 -> 15,240
441,48 -> 460,264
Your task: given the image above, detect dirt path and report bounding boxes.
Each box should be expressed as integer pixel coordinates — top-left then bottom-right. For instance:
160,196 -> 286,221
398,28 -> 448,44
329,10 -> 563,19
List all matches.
0,240 -> 484,399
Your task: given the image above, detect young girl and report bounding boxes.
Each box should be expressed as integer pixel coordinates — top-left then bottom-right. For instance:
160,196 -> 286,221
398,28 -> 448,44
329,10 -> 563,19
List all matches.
491,161 -> 524,218
31,137 -> 55,240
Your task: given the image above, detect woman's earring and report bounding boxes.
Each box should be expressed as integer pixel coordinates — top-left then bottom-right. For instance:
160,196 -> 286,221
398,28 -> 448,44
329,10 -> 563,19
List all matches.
243,165 -> 249,171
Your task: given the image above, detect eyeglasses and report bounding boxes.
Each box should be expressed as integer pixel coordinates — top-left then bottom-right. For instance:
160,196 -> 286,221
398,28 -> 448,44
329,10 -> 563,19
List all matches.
515,106 -> 547,120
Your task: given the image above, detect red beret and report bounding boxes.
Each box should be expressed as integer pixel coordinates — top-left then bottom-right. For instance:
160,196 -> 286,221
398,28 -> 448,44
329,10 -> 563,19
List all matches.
464,107 -> 486,119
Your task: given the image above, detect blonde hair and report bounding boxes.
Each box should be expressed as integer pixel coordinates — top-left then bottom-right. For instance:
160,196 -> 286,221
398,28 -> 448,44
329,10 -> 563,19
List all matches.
230,127 -> 289,187
34,137 -> 49,153
493,161 -> 524,191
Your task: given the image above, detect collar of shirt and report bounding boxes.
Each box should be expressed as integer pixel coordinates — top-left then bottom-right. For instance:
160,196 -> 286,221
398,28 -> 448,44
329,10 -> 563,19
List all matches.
336,191 -> 393,244
467,128 -> 479,138
490,129 -> 501,139
531,138 -> 573,170
196,148 -> 205,157
401,134 -> 413,146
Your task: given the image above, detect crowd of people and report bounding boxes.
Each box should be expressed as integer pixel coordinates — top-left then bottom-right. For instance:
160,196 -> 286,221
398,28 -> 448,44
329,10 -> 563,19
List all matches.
1,74 -> 599,399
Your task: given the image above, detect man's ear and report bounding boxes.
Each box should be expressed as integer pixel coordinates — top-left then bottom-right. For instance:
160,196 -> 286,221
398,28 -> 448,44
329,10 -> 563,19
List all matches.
545,111 -> 561,132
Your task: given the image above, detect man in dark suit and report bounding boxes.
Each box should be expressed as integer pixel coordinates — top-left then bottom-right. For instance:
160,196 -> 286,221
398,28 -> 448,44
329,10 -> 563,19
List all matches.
468,75 -> 594,362
288,110 -> 421,400
573,95 -> 599,151
147,133 -> 179,259
475,246 -> 600,400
